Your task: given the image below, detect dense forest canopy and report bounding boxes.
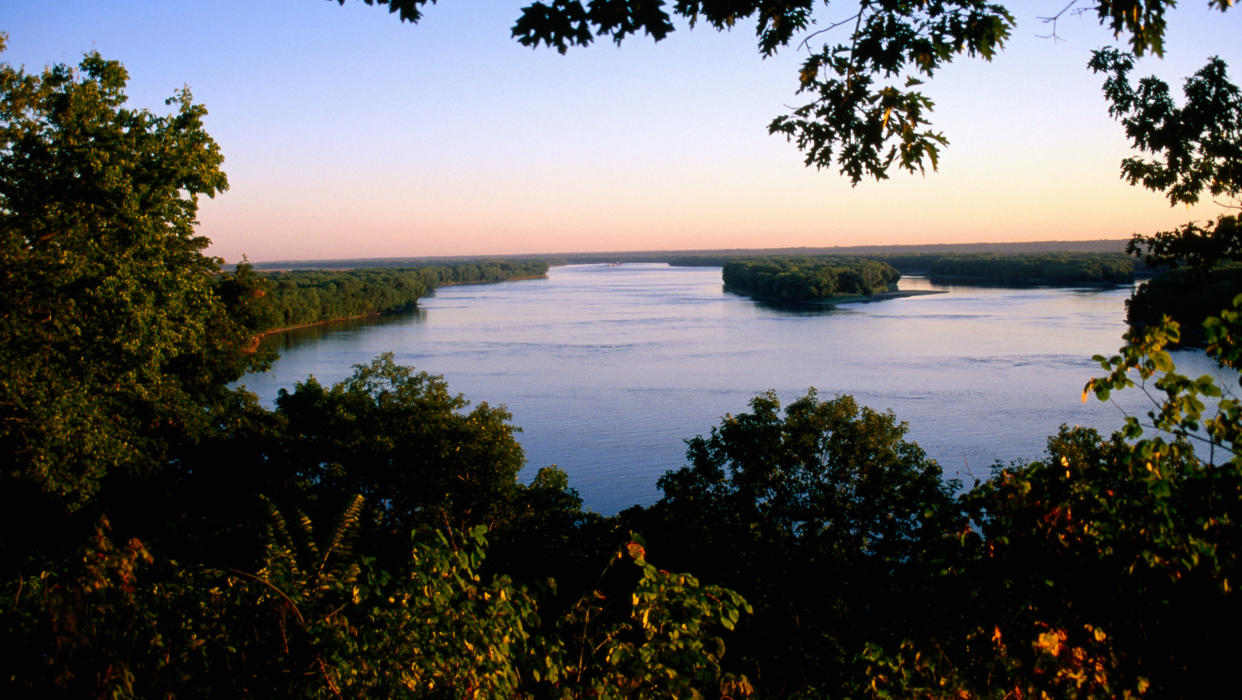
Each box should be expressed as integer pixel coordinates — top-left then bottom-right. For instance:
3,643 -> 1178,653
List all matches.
1125,217 -> 1242,344
250,251 -> 1134,332
1127,263 -> 1242,344
718,252 -> 1134,304
924,252 -> 1136,285
5,0 -> 1242,695
722,257 -> 901,302
253,259 -> 550,331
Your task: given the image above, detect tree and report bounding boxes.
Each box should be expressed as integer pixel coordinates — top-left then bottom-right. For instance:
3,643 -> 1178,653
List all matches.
1091,43 -> 1242,276
862,36 -> 1242,696
340,1 -> 1235,186
637,390 -> 958,694
1084,37 -> 1242,343
0,35 -> 267,562
274,354 -> 527,541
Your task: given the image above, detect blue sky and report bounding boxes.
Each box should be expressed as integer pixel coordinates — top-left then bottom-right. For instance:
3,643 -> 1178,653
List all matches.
4,1 -> 1239,262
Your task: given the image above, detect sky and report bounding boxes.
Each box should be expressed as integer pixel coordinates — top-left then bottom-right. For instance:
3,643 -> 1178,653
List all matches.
4,1 -> 1240,263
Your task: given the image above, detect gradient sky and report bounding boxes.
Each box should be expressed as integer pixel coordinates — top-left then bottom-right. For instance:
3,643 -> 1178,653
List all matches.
5,1 -> 1240,262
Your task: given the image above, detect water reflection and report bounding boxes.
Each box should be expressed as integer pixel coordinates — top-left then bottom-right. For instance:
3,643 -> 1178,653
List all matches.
258,308 -> 425,353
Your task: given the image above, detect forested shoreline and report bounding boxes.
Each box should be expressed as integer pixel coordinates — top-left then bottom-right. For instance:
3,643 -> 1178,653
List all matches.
1123,216 -> 1242,346
251,260 -> 550,332
242,250 -> 1139,341
922,253 -> 1136,285
713,253 -> 1133,306
860,252 -> 1137,285
1126,265 -> 1242,345
721,257 -> 901,303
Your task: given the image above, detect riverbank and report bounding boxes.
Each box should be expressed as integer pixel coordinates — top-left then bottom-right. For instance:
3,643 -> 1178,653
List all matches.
254,312 -> 384,340
246,272 -> 550,351
833,288 -> 948,304
724,284 -> 947,307
435,274 -> 547,287
925,274 -> 1134,287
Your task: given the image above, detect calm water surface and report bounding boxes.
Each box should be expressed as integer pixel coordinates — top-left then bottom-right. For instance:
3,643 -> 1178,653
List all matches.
240,264 -> 1225,514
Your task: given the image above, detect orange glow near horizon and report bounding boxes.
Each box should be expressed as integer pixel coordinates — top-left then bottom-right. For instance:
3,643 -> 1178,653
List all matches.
9,1 -> 1223,263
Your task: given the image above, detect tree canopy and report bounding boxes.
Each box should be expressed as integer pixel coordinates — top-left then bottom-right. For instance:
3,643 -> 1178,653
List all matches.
338,1 -> 1235,186
253,260 -> 550,331
722,256 -> 901,302
0,35 -> 265,520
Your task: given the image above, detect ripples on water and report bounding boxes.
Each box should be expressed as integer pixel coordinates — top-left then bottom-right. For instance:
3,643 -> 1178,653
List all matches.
240,264 -> 1227,514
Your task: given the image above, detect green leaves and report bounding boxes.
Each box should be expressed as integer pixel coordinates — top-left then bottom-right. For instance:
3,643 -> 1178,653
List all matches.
721,256 -> 901,302
512,0 -> 678,53
0,43 -> 253,516
648,388 -> 957,693
1091,48 -> 1242,206
770,1 -> 1013,183
559,536 -> 753,698
507,1 -> 1016,182
1090,0 -> 1233,58
275,353 -> 527,538
340,2 -> 1242,188
1085,301 -> 1242,463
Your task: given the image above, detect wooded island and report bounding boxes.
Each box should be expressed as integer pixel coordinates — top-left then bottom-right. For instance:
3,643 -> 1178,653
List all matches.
721,257 -> 902,303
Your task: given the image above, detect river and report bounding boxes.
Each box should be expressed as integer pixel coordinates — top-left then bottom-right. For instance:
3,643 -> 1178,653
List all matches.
239,263 -> 1225,514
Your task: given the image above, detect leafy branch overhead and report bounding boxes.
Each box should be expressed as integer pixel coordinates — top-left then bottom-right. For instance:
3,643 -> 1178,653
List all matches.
1091,47 -> 1242,207
1088,44 -> 1242,300
336,1 -> 1234,184
766,1 -> 1014,182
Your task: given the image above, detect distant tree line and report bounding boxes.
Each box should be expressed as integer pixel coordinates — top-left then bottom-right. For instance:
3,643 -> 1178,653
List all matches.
722,257 -> 902,303
247,256 -> 567,271
549,241 -> 1129,268
883,252 -> 1137,285
253,259 -> 550,331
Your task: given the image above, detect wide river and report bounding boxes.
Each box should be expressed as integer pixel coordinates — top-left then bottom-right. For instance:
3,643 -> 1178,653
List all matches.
240,263 -> 1225,514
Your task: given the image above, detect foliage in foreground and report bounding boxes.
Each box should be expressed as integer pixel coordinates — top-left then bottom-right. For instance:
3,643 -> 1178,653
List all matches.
631,390 -> 958,695
2,511 -> 751,698
0,44 -> 745,698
